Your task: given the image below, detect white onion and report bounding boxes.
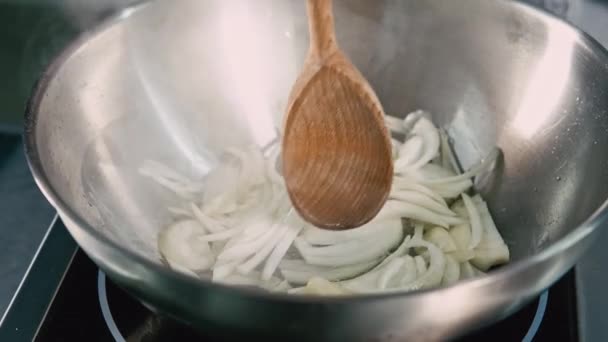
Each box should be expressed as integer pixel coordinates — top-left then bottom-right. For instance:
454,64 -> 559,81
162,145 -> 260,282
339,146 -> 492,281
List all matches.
262,213 -> 305,280
157,220 -> 214,272
295,277 -> 352,295
414,255 -> 427,275
385,114 -> 406,134
212,260 -> 240,281
401,239 -> 446,290
237,223 -> 288,275
399,256 -> 418,285
441,254 -> 460,286
378,257 -> 407,289
390,190 -> 456,217
301,218 -> 401,245
296,224 -> 403,267
392,177 -> 448,206
424,226 -> 457,253
462,193 -> 483,249
375,200 -> 463,228
218,222 -> 278,261
279,259 -> 379,284
141,110 -> 510,295
460,261 -> 475,279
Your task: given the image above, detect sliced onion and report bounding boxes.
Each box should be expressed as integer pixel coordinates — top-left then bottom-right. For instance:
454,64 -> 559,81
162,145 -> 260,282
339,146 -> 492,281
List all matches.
399,255 -> 418,285
402,110 -> 426,134
424,226 -> 457,253
279,259 -> 379,285
212,260 -> 240,281
409,163 -> 456,180
459,261 -> 476,279
320,234 -> 412,291
410,223 -> 422,241
449,223 -> 472,249
218,223 -> 278,261
441,254 -> 460,286
472,195 -> 509,246
299,277 -> 352,295
158,220 -> 214,272
145,110 -> 510,295
221,270 -> 284,290
167,262 -> 200,278
427,180 -> 474,199
301,219 -> 400,245
409,117 -> 441,169
447,250 -> 475,263
168,206 -> 193,217
237,223 -> 288,275
392,177 -> 448,206
202,159 -> 240,207
371,235 -> 413,271
378,257 -> 407,289
390,190 -> 456,217
447,223 -> 475,262
385,114 -> 406,134
341,263 -> 394,292
262,213 -> 305,280
294,227 -> 403,266
462,193 -> 483,249
375,200 -> 458,228
390,138 -> 402,160
414,255 -> 427,274
198,226 -> 245,242
297,225 -> 403,267
271,280 -> 292,292
395,135 -> 425,170
469,195 -> 510,270
471,245 -> 510,271
401,239 -> 446,290
416,148 -> 500,186
190,204 -> 224,233
231,215 -> 276,243
450,199 -> 468,217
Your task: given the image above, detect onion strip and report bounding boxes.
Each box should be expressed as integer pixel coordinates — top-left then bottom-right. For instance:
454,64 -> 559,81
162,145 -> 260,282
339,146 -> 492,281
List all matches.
462,193 -> 483,249
142,109 -> 510,295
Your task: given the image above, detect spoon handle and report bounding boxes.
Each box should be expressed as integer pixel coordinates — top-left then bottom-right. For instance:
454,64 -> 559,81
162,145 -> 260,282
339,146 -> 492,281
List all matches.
307,0 -> 339,60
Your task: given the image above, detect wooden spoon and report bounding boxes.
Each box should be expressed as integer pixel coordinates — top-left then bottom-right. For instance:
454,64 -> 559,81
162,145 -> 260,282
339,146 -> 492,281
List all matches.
281,0 -> 393,230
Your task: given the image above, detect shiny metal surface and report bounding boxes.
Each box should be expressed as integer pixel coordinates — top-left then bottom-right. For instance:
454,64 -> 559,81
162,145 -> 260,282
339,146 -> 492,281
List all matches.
24,0 -> 608,340
566,2 -> 608,341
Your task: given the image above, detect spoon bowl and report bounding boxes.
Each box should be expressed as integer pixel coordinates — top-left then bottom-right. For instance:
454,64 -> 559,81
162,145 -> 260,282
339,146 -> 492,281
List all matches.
282,0 -> 393,230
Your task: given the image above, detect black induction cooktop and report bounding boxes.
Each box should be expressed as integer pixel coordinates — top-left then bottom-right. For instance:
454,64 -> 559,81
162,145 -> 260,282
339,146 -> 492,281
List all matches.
0,218 -> 579,342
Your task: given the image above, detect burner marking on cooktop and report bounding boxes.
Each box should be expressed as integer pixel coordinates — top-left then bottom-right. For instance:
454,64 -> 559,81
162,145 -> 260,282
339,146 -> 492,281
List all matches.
95,270 -> 549,341
523,290 -> 549,342
98,271 -> 126,342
